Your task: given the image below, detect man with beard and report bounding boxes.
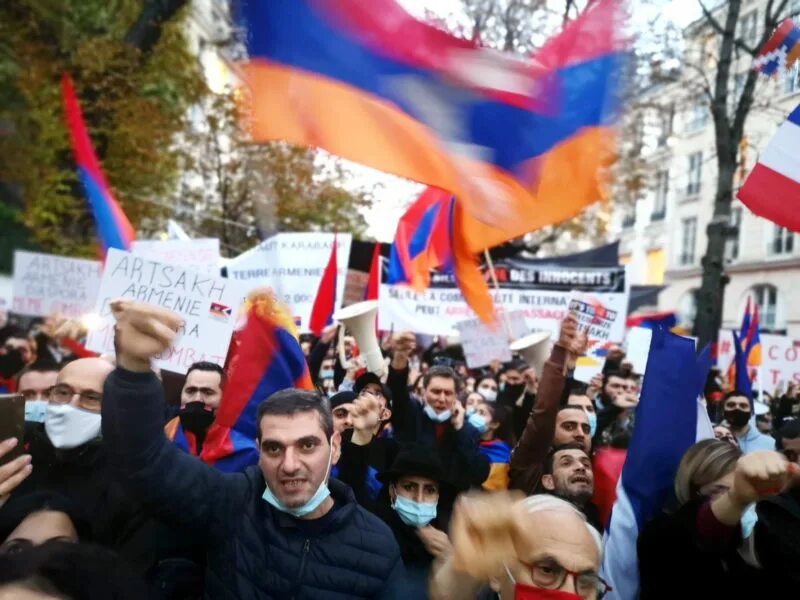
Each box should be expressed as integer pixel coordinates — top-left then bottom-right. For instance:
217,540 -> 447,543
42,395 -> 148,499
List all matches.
722,390 -> 775,453
538,443 -> 600,530
164,361 -> 224,456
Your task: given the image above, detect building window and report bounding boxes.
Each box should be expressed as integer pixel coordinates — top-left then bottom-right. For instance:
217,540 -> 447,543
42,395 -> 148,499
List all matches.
622,208 -> 636,229
725,207 -> 742,262
652,170 -> 668,221
768,224 -> 794,255
751,284 -> 779,331
687,152 -> 703,196
687,100 -> 708,133
679,217 -> 697,265
739,10 -> 759,47
657,106 -> 673,147
785,63 -> 800,94
678,289 -> 698,331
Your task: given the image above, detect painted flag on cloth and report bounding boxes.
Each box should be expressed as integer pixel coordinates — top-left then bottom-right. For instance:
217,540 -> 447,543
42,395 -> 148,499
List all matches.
753,18 -> 800,76
600,329 -> 713,600
239,0 -> 626,322
308,235 -> 338,336
737,105 -> 800,232
61,73 -> 135,255
364,242 -> 381,301
199,293 -> 314,472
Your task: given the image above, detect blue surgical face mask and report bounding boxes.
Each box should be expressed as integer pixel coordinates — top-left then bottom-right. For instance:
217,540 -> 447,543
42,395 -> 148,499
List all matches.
25,399 -> 48,423
321,369 -> 334,379
262,443 -> 333,518
740,503 -> 758,538
499,382 -> 506,392
423,404 -> 451,423
468,412 -> 488,433
392,490 -> 437,527
466,406 -> 476,417
585,410 -> 597,438
478,387 -> 497,403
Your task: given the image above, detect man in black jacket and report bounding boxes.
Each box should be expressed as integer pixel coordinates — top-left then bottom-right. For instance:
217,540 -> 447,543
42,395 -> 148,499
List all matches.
386,332 -> 489,495
103,299 -> 404,599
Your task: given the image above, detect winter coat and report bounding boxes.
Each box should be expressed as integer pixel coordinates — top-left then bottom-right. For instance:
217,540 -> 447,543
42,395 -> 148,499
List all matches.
102,368 -> 404,600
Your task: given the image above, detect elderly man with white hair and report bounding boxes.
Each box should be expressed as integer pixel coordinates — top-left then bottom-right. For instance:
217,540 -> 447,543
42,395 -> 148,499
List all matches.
430,492 -> 607,600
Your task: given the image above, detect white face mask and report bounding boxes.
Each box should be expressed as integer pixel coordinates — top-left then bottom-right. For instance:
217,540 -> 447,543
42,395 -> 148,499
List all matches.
478,387 -> 497,403
45,404 -> 102,449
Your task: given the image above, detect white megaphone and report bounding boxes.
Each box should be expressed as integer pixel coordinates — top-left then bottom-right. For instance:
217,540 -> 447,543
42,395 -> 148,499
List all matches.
333,300 -> 385,375
509,331 -> 552,375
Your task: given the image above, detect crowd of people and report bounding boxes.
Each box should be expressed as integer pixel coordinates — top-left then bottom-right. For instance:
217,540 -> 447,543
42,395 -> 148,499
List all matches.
0,301 -> 799,599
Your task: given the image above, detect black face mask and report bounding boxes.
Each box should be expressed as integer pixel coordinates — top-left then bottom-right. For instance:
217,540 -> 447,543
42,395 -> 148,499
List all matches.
0,348 -> 24,379
725,409 -> 751,428
179,402 -> 215,435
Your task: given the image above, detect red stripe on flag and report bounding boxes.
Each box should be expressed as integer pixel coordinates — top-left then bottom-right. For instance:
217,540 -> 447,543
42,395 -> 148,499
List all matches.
309,235 -> 338,335
738,163 -> 800,233
365,242 -> 380,301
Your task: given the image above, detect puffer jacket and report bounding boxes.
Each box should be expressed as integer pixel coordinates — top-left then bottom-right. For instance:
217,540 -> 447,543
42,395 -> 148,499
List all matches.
102,368 -> 404,600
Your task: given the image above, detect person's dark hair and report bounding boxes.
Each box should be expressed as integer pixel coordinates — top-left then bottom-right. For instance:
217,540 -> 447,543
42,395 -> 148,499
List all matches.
723,389 -> 751,403
602,370 -> 624,386
477,401 -> 516,446
558,405 -> 587,417
0,326 -> 28,347
475,375 -> 497,389
543,442 -> 589,475
775,419 -> 800,450
185,361 -> 226,388
256,389 -> 333,440
0,540 -> 148,599
14,360 -> 60,387
0,491 -> 91,544
559,378 -> 589,406
501,359 -> 528,375
422,365 -> 459,390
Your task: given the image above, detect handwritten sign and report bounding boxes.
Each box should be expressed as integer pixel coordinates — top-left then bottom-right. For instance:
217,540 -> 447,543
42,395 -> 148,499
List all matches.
131,239 -> 221,276
226,233 -> 352,332
455,318 -> 512,368
12,251 -> 102,319
85,249 -> 243,374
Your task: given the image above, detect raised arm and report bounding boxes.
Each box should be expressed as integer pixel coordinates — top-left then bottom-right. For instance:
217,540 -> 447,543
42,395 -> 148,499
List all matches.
508,315 -> 585,493
103,300 -> 244,544
386,332 -> 417,437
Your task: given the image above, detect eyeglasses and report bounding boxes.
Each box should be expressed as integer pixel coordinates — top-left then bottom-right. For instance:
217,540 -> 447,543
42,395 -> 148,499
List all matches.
519,559 -> 611,599
48,384 -> 102,413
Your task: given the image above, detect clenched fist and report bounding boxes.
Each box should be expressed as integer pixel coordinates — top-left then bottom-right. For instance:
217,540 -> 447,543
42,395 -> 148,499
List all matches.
111,299 -> 182,372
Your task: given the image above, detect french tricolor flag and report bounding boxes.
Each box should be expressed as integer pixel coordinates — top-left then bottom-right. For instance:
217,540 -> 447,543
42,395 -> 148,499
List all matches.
738,105 -> 800,232
600,329 -> 713,599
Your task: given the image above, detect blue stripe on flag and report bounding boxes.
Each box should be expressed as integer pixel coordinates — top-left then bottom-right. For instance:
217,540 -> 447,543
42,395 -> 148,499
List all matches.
788,104 -> 800,127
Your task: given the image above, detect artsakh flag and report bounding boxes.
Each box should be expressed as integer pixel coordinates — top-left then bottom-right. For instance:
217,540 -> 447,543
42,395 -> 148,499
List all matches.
61,73 -> 135,255
200,294 -> 313,472
239,0 -> 626,322
753,18 -> 800,76
308,234 -> 338,336
738,105 -> 800,232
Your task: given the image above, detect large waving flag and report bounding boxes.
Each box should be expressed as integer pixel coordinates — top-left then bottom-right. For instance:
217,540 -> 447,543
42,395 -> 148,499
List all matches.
737,104 -> 800,232
753,18 -> 800,76
61,74 -> 135,255
388,187 -> 454,289
601,329 -> 712,599
201,292 -> 314,472
308,235 -> 338,336
240,0 -> 625,321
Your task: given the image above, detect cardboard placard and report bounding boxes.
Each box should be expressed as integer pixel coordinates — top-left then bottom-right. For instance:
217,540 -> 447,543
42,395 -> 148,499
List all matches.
131,238 -> 221,276
85,249 -> 243,374
12,251 -> 102,319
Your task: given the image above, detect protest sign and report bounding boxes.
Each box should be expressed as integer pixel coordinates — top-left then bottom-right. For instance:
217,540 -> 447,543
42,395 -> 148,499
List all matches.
132,238 -> 221,276
12,251 -> 102,319
380,260 -> 628,341
716,330 -> 800,390
85,249 -> 243,374
574,353 -> 606,384
456,310 -> 538,369
226,233 -> 352,332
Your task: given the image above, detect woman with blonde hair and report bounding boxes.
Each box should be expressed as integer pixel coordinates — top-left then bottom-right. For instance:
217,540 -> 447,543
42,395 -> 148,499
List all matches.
638,439 -> 796,598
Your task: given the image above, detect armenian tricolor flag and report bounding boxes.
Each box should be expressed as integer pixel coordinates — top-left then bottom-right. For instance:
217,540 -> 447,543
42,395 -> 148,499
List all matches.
200,292 -> 314,472
61,73 -> 135,255
308,234 -> 338,336
239,0 -> 625,322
